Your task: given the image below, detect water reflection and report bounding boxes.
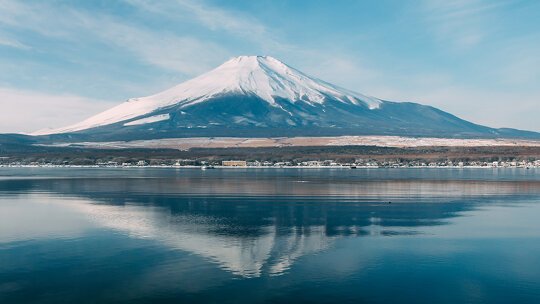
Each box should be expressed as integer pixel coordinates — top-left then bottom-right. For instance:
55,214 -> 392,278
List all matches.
2,169 -> 539,278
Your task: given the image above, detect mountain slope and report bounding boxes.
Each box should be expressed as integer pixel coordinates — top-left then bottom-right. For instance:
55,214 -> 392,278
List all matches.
33,56 -> 539,140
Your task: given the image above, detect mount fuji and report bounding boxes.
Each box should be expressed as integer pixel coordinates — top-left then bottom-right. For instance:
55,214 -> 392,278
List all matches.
33,56 -> 539,141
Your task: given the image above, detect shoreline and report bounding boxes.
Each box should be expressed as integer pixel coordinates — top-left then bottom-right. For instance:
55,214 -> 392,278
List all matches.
1,165 -> 538,169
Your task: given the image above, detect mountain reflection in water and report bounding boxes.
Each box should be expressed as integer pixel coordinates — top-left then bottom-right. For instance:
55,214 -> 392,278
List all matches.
0,168 -> 540,304
2,168 -> 539,279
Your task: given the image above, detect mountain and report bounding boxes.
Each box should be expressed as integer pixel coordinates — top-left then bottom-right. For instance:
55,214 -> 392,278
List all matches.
33,55 -> 539,140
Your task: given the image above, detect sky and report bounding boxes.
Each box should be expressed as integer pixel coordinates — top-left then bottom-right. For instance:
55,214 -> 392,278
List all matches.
0,0 -> 539,133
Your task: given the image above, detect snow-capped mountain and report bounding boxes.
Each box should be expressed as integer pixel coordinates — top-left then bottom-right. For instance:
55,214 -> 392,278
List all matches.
34,56 -> 382,134
33,56 -> 539,140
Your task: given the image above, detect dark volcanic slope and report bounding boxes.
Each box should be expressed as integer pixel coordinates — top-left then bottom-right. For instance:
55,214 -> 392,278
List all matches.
38,94 -> 539,142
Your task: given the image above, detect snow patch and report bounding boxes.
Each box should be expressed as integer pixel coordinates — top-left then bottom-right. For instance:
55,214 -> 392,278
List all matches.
123,114 -> 170,126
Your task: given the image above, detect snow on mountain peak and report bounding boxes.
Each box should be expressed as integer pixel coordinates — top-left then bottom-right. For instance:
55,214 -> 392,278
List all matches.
144,55 -> 381,108
32,55 -> 382,135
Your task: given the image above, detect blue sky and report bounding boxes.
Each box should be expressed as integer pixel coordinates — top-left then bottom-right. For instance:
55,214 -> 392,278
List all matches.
0,0 -> 539,133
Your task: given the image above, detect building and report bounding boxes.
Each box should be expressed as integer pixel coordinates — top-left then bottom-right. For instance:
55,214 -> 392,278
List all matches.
222,160 -> 247,167
175,159 -> 197,166
247,161 -> 262,167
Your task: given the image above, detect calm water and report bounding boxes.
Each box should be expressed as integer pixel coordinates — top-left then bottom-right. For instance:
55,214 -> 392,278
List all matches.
1,167 -> 540,303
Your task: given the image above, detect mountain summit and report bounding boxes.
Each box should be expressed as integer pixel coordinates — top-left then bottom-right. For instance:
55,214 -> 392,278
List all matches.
34,56 -> 538,140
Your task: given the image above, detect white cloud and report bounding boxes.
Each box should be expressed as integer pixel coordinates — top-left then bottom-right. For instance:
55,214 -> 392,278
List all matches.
0,26 -> 30,50
0,0 -> 73,38
124,0 -> 270,45
0,36 -> 29,49
123,0 -> 300,58
420,0 -> 513,49
74,15 -> 229,75
0,0 -> 229,75
0,87 -> 117,134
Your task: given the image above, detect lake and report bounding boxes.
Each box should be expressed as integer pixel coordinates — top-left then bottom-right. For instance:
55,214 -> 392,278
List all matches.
1,167 -> 540,303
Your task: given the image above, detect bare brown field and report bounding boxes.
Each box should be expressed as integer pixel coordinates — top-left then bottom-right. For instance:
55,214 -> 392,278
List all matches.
44,135 -> 540,150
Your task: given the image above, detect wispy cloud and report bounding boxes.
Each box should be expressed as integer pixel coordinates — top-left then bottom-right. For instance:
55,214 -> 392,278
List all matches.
420,0 -> 515,48
0,0 -> 229,75
0,87 -> 116,133
124,0 -> 273,48
0,36 -> 29,49
424,0 -> 511,20
0,0 -> 373,85
0,0 -> 73,38
74,13 -> 229,75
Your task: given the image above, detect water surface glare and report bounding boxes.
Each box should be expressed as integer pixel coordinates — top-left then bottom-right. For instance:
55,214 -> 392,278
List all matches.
1,168 -> 539,303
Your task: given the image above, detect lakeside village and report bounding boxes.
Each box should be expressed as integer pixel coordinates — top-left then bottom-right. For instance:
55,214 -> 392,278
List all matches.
2,158 -> 540,169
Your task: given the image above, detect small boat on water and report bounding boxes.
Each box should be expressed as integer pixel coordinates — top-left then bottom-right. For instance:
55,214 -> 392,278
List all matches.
201,165 -> 215,170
